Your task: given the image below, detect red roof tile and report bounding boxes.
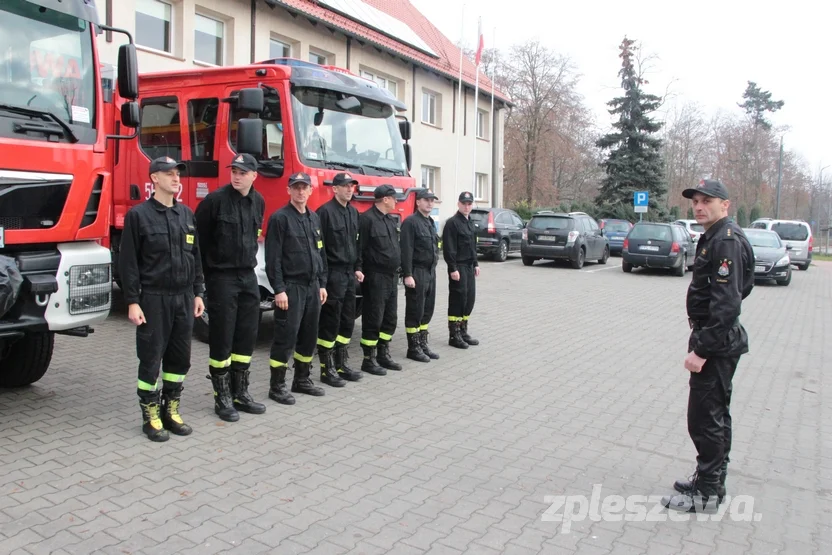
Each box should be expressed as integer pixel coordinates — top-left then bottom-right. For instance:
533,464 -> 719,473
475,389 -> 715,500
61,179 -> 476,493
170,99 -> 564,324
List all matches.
270,0 -> 509,104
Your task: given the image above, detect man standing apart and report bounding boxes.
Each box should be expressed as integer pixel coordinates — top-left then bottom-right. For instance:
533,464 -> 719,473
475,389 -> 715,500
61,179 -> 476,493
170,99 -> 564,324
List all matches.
195,153 -> 266,423
356,185 -> 402,375
442,191 -> 480,349
265,172 -> 327,403
663,179 -> 754,514
120,157 -> 205,442
316,173 -> 364,387
400,189 -> 441,362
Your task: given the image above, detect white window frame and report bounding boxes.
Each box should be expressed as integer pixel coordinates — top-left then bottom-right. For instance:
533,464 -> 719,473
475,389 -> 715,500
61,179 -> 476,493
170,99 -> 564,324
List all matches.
194,12 -> 225,66
477,109 -> 489,140
422,90 -> 437,126
308,50 -> 327,65
270,38 -> 292,58
421,165 -> 440,197
475,173 -> 488,201
136,0 -> 174,54
360,69 -> 398,98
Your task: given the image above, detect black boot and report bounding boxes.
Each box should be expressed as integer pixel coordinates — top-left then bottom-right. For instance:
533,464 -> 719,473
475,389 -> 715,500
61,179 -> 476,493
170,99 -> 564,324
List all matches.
161,387 -> 193,436
230,369 -> 266,414
663,473 -> 722,514
209,370 -> 240,422
419,330 -> 440,360
268,367 -> 295,405
674,467 -> 727,502
406,332 -> 430,362
460,320 -> 479,345
377,339 -> 402,370
448,322 -> 468,349
291,360 -> 326,396
335,343 -> 363,382
319,346 -> 346,388
361,345 -> 387,376
139,393 -> 170,442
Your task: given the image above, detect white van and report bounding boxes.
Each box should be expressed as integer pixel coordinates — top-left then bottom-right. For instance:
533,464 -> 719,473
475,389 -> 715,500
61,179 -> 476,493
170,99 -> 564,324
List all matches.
749,218 -> 813,270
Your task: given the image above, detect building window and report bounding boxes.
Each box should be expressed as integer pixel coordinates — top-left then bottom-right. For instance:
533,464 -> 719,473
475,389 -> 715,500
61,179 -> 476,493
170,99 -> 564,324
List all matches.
421,165 -> 440,196
309,50 -> 327,65
360,70 -> 398,98
270,39 -> 291,58
421,90 -> 437,126
136,0 -> 172,53
477,109 -> 489,139
194,13 -> 224,66
475,173 -> 488,201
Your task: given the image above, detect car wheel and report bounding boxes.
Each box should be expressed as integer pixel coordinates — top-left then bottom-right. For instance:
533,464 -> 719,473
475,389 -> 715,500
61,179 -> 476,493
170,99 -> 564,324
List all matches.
798,263 -> 810,271
777,269 -> 792,286
598,246 -> 609,265
673,260 -> 685,277
522,256 -> 535,266
622,261 -> 633,273
571,248 -> 585,269
495,239 -> 509,262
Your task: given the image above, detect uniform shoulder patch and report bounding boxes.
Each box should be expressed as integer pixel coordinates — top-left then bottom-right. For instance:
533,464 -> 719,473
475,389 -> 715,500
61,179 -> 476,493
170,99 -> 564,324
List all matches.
717,258 -> 732,277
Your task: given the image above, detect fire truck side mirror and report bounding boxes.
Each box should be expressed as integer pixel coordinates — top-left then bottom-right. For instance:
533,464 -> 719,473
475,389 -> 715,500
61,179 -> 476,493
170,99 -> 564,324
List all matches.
237,88 -> 264,114
117,44 -> 139,100
121,102 -> 140,128
237,118 -> 264,156
398,120 -> 411,141
403,143 -> 412,171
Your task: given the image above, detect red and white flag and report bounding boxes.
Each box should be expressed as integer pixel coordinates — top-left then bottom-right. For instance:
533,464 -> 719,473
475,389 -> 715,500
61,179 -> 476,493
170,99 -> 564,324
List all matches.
474,17 -> 484,66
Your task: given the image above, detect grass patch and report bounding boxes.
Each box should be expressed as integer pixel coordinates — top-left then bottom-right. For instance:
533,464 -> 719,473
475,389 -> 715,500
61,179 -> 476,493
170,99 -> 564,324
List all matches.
812,253 -> 832,262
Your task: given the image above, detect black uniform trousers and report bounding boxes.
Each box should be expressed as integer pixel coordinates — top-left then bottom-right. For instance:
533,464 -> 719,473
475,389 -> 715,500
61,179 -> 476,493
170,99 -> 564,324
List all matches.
206,270 -> 260,372
360,272 -> 398,346
270,281 -> 320,367
136,291 -> 194,398
687,331 -> 739,478
448,264 -> 476,322
318,268 -> 356,348
405,266 -> 436,333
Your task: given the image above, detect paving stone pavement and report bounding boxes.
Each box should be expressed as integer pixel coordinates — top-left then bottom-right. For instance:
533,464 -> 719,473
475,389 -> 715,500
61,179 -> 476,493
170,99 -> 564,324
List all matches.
1,254 -> 831,555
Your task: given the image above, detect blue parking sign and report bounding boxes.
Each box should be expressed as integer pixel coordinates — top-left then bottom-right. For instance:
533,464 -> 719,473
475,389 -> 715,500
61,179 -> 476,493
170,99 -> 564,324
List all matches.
634,191 -> 649,207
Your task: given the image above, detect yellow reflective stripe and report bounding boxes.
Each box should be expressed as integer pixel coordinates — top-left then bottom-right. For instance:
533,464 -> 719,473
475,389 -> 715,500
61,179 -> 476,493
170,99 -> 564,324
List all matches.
209,357 -> 231,368
405,327 -> 419,334
448,316 -> 463,322
230,354 -> 252,364
161,372 -> 185,383
269,359 -> 288,368
379,332 -> 393,341
317,338 -> 336,348
335,335 -> 351,345
293,352 -> 314,363
137,379 -> 157,391
462,315 -> 470,321
360,338 -> 378,347
419,324 -> 429,331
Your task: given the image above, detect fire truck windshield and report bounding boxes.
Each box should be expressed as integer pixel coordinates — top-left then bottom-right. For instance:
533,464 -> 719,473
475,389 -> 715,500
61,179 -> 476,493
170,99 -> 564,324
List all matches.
291,87 -> 408,176
0,0 -> 96,142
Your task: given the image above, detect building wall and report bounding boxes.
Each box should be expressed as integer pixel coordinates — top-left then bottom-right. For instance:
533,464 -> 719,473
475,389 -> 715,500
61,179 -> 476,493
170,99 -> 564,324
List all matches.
97,0 -> 505,224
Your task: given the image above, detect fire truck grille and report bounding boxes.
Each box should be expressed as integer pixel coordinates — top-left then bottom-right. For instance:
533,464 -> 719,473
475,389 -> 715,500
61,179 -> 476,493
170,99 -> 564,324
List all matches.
0,217 -> 23,229
0,172 -> 72,230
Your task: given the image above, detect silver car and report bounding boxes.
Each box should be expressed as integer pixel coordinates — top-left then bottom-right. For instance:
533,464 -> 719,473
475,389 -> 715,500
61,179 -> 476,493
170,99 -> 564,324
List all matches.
748,218 -> 813,271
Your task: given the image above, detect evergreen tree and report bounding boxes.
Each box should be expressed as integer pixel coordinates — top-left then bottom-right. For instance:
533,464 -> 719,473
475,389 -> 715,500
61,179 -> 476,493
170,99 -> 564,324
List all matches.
596,37 -> 667,218
738,81 -> 784,131
736,206 -> 749,227
749,205 -> 762,223
687,207 -> 694,219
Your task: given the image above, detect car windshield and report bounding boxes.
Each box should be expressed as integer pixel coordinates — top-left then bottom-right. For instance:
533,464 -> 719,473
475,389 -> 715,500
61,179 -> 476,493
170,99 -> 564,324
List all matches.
771,222 -> 808,241
0,0 -> 96,138
529,215 -> 571,230
629,224 -> 671,241
746,231 -> 781,248
690,223 -> 705,232
291,87 -> 407,175
604,222 -> 630,233
469,211 -> 489,224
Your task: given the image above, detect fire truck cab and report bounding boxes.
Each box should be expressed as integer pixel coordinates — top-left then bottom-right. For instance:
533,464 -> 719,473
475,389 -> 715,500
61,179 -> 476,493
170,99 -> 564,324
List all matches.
112,59 -> 417,341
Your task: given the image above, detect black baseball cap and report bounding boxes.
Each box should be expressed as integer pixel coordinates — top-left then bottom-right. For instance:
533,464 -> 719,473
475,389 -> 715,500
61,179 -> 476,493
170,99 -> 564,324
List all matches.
149,156 -> 185,175
458,191 -> 474,203
227,153 -> 258,172
288,172 -> 312,187
328,172 -> 358,187
683,179 -> 730,200
374,184 -> 397,199
416,189 -> 438,200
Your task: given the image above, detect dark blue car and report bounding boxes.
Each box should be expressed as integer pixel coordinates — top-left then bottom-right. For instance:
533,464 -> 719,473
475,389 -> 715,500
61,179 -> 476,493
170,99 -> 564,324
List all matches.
599,219 -> 633,255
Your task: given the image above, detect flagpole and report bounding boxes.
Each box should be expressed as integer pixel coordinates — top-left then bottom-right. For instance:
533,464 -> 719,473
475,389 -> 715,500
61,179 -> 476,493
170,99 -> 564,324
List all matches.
453,5 -> 465,198
471,16 -> 481,193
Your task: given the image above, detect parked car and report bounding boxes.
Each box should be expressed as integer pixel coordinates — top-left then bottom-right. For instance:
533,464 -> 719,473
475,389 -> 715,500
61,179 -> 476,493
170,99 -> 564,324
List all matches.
743,228 -> 791,286
674,219 -> 705,243
621,222 -> 695,276
521,211 -> 610,269
470,207 -> 525,262
598,219 -> 633,254
748,218 -> 813,270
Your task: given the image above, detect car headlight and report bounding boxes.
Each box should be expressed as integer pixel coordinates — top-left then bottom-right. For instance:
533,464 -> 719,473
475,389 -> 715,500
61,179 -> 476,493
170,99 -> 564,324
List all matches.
776,255 -> 790,266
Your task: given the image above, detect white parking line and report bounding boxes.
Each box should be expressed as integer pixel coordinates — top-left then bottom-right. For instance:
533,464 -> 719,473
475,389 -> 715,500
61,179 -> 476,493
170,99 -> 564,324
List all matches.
583,263 -> 623,273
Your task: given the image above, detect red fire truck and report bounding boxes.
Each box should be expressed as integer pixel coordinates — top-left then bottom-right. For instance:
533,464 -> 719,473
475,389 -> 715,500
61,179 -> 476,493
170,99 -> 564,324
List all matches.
111,58 -> 418,341
0,0 -> 139,387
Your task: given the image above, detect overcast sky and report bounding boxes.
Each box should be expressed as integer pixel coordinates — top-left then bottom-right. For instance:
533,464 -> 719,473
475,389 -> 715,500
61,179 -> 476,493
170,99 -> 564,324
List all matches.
412,0 -> 832,178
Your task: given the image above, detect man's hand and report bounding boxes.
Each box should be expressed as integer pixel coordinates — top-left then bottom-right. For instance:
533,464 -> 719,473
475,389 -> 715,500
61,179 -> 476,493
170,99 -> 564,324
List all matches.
684,351 -> 706,373
320,288 -> 328,305
276,292 -> 289,310
128,303 -> 146,326
355,270 -> 365,283
404,276 -> 416,288
450,271 -> 460,281
194,296 -> 205,318
474,267 -> 481,278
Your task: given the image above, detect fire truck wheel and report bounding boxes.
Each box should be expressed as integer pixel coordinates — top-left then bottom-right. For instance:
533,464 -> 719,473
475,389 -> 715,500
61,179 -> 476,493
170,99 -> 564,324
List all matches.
0,332 -> 55,388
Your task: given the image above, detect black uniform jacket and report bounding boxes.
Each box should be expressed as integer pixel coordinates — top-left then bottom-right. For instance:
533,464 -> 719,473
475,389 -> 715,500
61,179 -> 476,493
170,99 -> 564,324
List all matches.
194,184 -> 265,272
442,211 -> 478,273
265,203 -> 327,294
400,211 -> 439,277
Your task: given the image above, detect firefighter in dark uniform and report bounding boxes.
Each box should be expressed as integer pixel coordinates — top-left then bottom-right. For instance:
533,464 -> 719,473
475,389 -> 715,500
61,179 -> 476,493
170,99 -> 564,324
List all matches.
316,172 -> 364,387
662,179 -> 754,514
401,189 -> 441,362
120,157 -> 205,442
356,184 -> 402,375
265,172 -> 328,404
195,153 -> 266,423
442,191 -> 480,349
